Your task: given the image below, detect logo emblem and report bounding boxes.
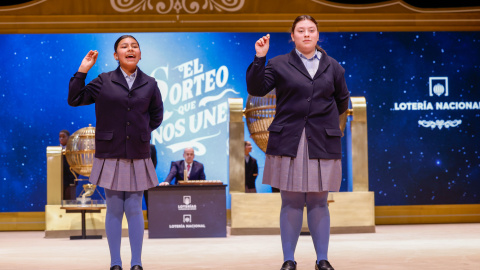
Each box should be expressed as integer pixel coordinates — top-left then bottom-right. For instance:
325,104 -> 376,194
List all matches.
429,77 -> 448,97
183,195 -> 191,205
183,214 -> 192,223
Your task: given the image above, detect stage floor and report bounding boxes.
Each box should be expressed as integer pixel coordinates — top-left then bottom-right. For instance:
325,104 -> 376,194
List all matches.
0,223 -> 479,269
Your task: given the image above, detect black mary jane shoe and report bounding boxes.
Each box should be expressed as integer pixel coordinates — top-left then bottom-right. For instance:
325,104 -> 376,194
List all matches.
130,265 -> 143,270
280,260 -> 297,270
315,260 -> 334,270
110,266 -> 122,270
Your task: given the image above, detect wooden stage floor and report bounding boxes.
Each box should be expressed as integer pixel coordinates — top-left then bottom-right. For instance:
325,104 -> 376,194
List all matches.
0,223 -> 479,269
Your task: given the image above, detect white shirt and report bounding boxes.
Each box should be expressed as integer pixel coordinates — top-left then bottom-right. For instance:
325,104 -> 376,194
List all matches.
184,161 -> 193,176
120,68 -> 137,90
295,49 -> 322,78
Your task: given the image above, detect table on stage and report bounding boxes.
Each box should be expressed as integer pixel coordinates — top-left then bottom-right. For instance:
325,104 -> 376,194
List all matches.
147,183 -> 227,238
60,206 -> 106,240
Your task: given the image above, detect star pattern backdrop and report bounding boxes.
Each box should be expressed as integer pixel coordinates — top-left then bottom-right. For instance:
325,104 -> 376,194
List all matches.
0,32 -> 479,212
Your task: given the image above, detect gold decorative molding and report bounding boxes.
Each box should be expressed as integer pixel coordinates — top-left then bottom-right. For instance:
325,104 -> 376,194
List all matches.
0,0 -> 479,33
0,211 -> 45,231
110,0 -> 245,15
0,0 -> 47,12
376,204 -> 480,224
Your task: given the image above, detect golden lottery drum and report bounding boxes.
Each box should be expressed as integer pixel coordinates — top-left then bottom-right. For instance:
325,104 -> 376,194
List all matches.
64,124 -> 95,177
244,89 -> 276,153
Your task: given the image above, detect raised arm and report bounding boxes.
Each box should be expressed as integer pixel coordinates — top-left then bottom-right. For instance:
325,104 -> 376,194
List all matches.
68,50 -> 101,107
255,34 -> 270,58
246,34 -> 276,97
78,50 -> 98,73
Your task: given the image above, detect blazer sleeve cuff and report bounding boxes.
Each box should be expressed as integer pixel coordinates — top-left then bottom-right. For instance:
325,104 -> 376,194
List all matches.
253,55 -> 266,66
73,72 -> 88,79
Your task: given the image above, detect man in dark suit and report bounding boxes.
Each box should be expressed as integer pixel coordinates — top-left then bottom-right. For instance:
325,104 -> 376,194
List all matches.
244,141 -> 258,193
59,129 -> 77,200
159,147 -> 206,185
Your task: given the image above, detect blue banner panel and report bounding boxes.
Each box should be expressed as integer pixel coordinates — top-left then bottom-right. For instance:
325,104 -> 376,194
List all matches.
0,32 -> 479,212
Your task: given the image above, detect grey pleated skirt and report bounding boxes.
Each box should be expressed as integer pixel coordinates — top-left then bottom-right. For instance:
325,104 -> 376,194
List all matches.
263,129 -> 342,192
89,157 -> 159,192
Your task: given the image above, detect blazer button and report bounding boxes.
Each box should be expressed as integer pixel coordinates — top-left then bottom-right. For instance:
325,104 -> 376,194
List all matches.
307,97 -> 312,102
126,136 -> 130,140
127,107 -> 131,111
310,81 -> 314,85
128,94 -> 132,98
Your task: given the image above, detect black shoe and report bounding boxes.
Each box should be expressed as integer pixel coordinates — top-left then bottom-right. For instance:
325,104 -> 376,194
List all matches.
281,260 -> 297,270
110,266 -> 122,270
315,260 -> 334,270
131,266 -> 143,270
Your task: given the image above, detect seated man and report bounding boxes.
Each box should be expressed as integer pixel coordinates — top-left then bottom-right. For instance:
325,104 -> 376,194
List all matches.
159,147 -> 206,186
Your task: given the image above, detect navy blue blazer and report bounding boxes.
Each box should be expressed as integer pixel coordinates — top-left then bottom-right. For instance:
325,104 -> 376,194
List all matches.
68,67 -> 164,159
246,49 -> 350,159
163,160 -> 206,185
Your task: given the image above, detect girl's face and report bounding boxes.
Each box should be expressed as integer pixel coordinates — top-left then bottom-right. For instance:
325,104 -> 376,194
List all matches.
114,37 -> 141,71
291,19 -> 319,55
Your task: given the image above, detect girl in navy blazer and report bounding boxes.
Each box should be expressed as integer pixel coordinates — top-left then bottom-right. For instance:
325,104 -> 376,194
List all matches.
69,35 -> 163,270
246,15 -> 350,270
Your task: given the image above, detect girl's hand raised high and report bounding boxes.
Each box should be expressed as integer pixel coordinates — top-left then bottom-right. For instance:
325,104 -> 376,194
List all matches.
78,50 -> 98,73
255,34 -> 270,58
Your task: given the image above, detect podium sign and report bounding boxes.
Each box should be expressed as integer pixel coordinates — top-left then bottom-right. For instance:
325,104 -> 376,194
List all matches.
148,185 -> 227,238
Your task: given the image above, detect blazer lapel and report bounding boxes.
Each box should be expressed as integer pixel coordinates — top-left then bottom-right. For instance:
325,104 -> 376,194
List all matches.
130,67 -> 148,91
180,160 -> 185,172
178,161 -> 185,180
313,48 -> 330,80
187,161 -> 196,179
288,50 -> 312,80
111,67 -> 129,91
111,67 -> 149,91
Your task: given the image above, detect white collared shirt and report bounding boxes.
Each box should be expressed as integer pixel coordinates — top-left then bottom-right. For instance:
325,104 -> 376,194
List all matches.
295,49 -> 322,78
120,68 -> 137,90
184,161 -> 193,176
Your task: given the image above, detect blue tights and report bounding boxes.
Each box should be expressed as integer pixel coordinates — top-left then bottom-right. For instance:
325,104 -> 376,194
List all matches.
105,189 -> 144,268
280,190 -> 330,263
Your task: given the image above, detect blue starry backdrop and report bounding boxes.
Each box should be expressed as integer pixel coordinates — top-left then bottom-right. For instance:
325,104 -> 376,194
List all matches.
0,32 -> 479,212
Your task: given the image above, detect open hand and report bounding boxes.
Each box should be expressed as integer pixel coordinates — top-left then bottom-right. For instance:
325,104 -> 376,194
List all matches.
255,34 -> 270,57
78,50 -> 98,73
